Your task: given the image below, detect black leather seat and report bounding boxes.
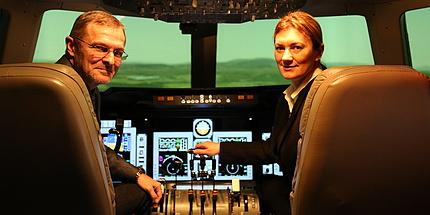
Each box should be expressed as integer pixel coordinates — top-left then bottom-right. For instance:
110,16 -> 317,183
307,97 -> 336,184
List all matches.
291,65 -> 430,215
0,63 -> 115,214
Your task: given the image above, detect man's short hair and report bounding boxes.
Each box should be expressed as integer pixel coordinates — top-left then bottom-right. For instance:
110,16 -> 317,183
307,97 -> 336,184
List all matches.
69,10 -> 125,39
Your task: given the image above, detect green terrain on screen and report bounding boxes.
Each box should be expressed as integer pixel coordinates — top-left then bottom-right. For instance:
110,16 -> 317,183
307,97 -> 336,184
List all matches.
99,58 -> 290,91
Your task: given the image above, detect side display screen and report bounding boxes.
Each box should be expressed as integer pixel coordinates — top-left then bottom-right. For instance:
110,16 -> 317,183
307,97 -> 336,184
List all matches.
100,120 -> 147,169
261,132 -> 283,176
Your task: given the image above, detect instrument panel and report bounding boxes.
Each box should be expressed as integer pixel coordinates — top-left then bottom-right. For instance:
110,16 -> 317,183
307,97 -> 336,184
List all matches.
152,119 -> 253,181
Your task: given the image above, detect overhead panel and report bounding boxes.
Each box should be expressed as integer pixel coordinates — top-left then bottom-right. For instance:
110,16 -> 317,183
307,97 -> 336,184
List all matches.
103,0 -> 307,23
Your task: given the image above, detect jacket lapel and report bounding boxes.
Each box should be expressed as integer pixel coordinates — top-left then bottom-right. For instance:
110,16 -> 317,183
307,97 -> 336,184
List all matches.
276,80 -> 315,152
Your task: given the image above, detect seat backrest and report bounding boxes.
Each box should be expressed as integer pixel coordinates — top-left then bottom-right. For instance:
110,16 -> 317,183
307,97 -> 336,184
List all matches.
291,65 -> 430,215
0,63 -> 114,215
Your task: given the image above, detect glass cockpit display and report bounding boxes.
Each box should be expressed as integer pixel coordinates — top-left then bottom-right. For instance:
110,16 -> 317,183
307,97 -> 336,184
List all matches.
153,132 -> 193,181
213,131 -> 253,180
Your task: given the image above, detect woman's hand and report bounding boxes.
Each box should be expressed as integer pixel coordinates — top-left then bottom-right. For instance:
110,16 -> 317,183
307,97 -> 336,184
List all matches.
193,141 -> 220,156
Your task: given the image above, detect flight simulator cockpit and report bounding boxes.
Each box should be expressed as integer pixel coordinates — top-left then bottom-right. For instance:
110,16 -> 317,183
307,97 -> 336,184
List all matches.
99,86 -> 286,214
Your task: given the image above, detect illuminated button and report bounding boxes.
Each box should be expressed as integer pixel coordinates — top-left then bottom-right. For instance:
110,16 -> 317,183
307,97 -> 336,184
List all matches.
247,95 -> 254,99
238,95 -> 245,100
167,96 -> 174,101
157,96 -> 165,101
226,96 -> 231,103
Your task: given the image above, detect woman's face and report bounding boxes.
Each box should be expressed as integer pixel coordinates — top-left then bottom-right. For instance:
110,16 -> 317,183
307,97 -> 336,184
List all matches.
274,27 -> 323,86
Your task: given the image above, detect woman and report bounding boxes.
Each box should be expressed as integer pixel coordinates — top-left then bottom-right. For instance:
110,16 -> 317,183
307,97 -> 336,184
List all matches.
194,11 -> 324,214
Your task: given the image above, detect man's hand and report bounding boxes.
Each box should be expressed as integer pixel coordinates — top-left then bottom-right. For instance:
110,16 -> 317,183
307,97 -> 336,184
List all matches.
136,174 -> 163,208
193,141 -> 220,156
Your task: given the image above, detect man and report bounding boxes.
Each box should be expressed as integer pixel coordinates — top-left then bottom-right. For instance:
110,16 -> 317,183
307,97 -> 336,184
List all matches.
56,10 -> 162,215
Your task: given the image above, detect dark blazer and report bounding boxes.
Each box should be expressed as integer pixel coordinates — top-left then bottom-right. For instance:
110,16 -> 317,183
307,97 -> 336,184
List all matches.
56,55 -> 138,182
220,80 -> 314,202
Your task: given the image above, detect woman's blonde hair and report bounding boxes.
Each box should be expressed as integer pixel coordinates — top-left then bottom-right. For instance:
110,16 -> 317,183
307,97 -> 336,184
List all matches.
274,11 -> 323,50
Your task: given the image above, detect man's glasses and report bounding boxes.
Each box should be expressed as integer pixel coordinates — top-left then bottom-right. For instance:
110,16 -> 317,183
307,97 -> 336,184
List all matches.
72,37 -> 128,61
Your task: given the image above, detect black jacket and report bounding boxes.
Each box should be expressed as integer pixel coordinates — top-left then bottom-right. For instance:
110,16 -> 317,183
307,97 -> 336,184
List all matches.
220,80 -> 313,199
56,55 -> 139,182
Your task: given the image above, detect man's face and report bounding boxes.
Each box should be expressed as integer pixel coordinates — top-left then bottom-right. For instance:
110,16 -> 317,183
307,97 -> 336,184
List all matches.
66,23 -> 126,89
